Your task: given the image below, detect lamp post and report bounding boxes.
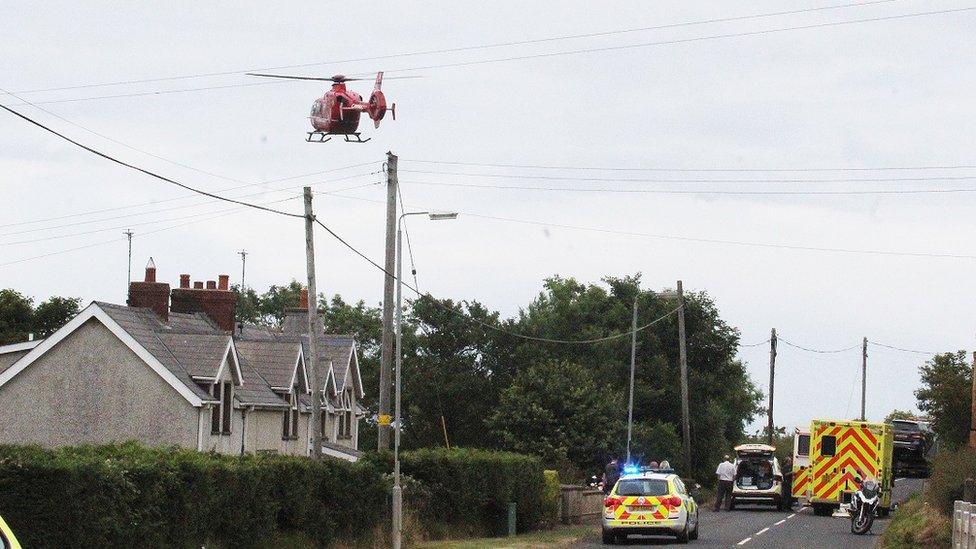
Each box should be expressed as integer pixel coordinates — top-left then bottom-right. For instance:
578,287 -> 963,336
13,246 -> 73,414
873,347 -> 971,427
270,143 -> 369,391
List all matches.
393,211 -> 457,549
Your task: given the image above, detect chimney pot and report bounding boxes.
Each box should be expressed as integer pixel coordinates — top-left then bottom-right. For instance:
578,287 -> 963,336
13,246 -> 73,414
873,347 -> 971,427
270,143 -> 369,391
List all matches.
179,274 -> 190,288
206,280 -> 217,290
218,274 -> 229,291
193,281 -> 204,289
300,288 -> 309,309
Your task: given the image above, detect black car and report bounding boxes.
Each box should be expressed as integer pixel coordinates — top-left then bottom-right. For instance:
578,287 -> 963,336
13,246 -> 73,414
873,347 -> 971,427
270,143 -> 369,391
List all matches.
891,419 -> 933,477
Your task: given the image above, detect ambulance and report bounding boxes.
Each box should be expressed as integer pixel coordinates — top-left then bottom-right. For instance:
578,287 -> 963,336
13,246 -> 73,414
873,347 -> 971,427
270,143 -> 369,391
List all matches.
790,428 -> 812,504
805,419 -> 893,517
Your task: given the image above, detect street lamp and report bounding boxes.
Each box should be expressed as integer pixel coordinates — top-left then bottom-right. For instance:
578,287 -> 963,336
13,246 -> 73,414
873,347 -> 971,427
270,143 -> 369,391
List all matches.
393,211 -> 457,549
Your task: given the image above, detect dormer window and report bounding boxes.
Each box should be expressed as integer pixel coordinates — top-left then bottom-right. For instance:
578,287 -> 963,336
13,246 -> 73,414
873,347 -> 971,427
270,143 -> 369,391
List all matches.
211,381 -> 232,435
281,390 -> 299,440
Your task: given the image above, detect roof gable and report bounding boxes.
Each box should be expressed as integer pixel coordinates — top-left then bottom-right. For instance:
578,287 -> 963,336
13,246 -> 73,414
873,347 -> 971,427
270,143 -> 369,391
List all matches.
0,302 -> 209,406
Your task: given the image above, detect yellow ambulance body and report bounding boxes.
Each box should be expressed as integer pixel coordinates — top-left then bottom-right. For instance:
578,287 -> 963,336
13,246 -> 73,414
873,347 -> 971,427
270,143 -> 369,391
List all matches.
807,419 -> 893,516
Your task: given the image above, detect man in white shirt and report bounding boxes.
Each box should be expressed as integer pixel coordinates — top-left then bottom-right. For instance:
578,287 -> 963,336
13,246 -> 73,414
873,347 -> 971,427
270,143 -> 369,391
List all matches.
714,455 -> 737,511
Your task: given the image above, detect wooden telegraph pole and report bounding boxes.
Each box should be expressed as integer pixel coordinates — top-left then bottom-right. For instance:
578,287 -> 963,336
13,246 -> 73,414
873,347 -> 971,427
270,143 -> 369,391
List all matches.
767,328 -> 777,444
378,152 -> 398,450
970,351 -> 976,449
677,280 -> 691,473
861,337 -> 868,421
304,187 -> 323,460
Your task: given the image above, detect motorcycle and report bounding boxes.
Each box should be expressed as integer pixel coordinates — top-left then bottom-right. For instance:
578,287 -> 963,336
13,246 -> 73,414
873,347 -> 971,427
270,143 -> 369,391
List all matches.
849,478 -> 880,535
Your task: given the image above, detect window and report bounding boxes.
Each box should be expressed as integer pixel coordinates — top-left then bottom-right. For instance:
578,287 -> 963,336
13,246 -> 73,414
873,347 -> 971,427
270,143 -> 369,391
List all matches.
821,435 -> 837,457
337,391 -> 353,439
797,434 -> 811,457
615,479 -> 669,497
282,391 -> 298,440
221,381 -> 232,434
674,478 -> 687,495
320,410 -> 328,440
211,383 -> 222,434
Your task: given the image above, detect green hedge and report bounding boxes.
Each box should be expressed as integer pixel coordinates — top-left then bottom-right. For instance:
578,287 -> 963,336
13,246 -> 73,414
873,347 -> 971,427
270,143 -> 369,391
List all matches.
927,446 -> 976,514
368,448 -> 546,537
0,443 -> 387,548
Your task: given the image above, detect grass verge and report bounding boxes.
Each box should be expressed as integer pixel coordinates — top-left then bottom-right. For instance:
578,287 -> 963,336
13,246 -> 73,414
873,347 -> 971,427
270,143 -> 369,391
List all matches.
416,525 -> 596,549
879,494 -> 951,549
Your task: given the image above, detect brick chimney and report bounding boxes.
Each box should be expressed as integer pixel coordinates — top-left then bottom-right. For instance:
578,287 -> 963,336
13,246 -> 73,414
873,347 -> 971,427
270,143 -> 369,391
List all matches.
170,273 -> 237,332
128,257 -> 169,321
281,287 -> 309,334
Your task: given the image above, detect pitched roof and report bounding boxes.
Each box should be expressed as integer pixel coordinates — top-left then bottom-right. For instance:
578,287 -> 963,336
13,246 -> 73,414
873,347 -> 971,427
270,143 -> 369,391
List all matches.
320,336 -> 355,392
235,339 -> 302,390
235,354 -> 289,408
157,333 -> 230,379
96,302 -> 213,402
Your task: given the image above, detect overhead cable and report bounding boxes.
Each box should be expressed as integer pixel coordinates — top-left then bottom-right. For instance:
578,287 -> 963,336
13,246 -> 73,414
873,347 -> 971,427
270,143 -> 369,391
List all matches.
12,0 -> 901,95
0,103 -> 303,218
11,6 -> 972,106
312,217 -> 682,344
868,341 -> 939,355
778,337 -> 860,353
401,158 -> 976,173
400,169 -> 976,184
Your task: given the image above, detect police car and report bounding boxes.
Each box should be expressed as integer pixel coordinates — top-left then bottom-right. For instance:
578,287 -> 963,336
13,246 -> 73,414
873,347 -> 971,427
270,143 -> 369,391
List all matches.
602,468 -> 700,544
0,514 -> 21,549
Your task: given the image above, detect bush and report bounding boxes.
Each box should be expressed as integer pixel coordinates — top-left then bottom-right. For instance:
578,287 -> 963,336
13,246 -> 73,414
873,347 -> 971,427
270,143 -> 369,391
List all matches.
541,470 -> 561,527
368,448 -> 546,537
0,443 -> 387,548
880,494 -> 951,549
926,446 -> 976,514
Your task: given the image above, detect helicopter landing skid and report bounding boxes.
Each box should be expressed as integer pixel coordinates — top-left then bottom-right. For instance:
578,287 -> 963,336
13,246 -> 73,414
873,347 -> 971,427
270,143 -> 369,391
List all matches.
305,132 -> 371,144
306,132 -> 332,143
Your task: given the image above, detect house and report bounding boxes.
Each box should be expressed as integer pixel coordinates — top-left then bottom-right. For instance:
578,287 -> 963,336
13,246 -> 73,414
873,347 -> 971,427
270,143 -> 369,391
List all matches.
0,261 -> 365,461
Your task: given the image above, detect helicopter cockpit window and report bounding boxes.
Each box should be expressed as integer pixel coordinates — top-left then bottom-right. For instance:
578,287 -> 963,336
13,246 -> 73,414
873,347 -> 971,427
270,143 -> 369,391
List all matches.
310,104 -> 318,116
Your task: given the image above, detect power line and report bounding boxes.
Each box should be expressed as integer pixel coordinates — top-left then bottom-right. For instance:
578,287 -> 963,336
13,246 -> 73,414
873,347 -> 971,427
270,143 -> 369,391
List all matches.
779,337 -> 860,353
400,169 -> 976,184
739,339 -> 772,347
0,177 -> 377,238
402,158 -> 976,173
11,0 -> 900,95
401,179 -> 976,196
396,184 -> 421,291
868,341 -> 939,355
0,102 -> 303,218
326,192 -> 976,260
0,196 -> 298,268
312,216 -> 683,344
0,165 -> 377,229
377,6 -> 976,75
10,5 -> 970,106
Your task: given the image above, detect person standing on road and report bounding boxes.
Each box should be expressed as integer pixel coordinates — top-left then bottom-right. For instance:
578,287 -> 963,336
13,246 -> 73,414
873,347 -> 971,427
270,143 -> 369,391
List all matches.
782,457 -> 794,510
715,454 -> 737,511
603,458 -> 621,494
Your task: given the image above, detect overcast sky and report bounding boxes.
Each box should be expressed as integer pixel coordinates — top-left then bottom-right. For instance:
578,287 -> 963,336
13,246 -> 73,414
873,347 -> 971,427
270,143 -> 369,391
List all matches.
2,1 -> 975,431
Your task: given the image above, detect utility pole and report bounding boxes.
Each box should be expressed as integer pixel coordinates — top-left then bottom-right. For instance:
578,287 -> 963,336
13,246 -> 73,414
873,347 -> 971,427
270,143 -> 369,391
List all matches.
238,249 -> 248,290
626,299 -> 638,464
767,328 -> 777,444
860,337 -> 868,421
123,230 -> 134,299
677,280 -> 691,473
378,152 -> 398,451
303,187 -> 323,460
969,351 -> 976,448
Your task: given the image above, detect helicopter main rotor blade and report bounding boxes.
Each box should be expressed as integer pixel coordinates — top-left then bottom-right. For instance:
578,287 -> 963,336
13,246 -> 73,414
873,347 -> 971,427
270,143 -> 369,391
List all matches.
246,73 -> 337,81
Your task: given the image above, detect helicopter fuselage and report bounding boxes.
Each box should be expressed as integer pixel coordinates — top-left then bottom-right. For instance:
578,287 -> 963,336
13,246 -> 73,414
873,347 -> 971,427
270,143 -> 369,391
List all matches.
310,83 -> 365,135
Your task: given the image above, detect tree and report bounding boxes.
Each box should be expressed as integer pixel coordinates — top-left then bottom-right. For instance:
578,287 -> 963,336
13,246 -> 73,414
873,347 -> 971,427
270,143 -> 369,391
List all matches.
0,289 -> 34,344
489,359 -> 623,475
0,290 -> 81,344
32,296 -> 81,338
916,351 -> 972,450
512,275 -> 762,481
232,285 -> 262,325
400,295 -> 517,450
884,409 -> 918,423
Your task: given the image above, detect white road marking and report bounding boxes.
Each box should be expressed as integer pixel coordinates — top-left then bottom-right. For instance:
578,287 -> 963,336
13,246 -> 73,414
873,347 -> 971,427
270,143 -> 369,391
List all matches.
737,537 -> 752,545
756,527 -> 770,535
775,518 -> 787,525
789,512 -> 797,518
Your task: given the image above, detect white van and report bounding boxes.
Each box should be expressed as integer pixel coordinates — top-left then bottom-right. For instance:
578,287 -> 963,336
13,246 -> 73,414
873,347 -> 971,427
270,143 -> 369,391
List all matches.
730,444 -> 784,510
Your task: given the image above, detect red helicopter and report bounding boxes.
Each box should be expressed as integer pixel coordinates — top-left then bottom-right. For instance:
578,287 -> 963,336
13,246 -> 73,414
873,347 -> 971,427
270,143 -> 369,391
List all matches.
247,71 -> 400,143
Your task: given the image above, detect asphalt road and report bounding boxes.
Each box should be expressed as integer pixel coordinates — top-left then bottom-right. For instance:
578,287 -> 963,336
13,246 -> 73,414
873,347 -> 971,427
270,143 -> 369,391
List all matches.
574,477 -> 923,548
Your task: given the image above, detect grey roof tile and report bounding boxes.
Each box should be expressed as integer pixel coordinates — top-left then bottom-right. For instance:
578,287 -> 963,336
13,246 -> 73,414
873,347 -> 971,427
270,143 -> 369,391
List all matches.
157,333 -> 229,379
95,302 -> 214,402
235,339 -> 302,390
